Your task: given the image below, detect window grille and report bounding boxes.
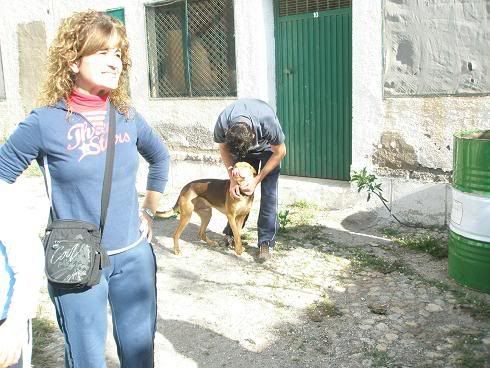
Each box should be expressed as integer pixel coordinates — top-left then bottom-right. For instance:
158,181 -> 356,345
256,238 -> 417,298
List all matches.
278,0 -> 351,17
146,0 -> 236,98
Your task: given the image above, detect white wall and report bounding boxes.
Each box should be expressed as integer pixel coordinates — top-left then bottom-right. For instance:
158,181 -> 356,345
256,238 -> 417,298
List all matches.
0,0 -> 277,136
352,0 -> 490,176
352,0 -> 490,225
0,0 -> 50,134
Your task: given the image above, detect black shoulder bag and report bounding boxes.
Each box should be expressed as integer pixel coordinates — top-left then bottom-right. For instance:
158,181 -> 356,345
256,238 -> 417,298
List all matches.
42,106 -> 116,289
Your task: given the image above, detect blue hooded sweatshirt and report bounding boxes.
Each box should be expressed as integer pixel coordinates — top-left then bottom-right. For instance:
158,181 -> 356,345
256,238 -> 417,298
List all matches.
0,101 -> 169,251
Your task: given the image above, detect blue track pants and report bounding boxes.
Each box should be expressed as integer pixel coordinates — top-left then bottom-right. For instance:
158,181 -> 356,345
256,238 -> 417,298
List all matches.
48,241 -> 157,368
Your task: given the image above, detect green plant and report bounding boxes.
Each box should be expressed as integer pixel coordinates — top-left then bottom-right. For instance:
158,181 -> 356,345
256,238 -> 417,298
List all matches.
449,329 -> 489,368
307,296 -> 343,322
278,209 -> 292,231
290,199 -> 311,209
381,227 -> 400,237
370,349 -> 394,367
351,168 -> 386,203
394,234 -> 448,259
349,248 -> 412,275
352,168 -> 420,228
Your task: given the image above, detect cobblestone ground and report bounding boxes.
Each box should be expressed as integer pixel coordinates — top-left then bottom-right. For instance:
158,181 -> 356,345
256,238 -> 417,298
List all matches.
16,175 -> 490,368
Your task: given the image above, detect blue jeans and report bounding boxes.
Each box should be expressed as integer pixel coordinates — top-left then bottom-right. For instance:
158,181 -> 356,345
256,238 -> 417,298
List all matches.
48,241 -> 157,368
224,151 -> 280,247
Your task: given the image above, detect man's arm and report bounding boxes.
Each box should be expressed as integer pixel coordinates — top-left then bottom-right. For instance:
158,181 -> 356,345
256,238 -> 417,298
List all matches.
255,143 -> 286,183
218,143 -> 242,199
240,143 -> 286,196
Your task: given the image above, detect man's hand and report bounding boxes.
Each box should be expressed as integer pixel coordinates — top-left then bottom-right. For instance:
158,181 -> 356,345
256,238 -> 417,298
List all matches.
239,176 -> 259,196
229,178 -> 242,199
0,317 -> 26,368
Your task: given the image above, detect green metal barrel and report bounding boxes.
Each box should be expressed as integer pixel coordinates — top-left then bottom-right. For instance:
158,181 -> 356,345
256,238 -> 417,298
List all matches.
448,231 -> 490,293
452,130 -> 490,196
449,130 -> 490,293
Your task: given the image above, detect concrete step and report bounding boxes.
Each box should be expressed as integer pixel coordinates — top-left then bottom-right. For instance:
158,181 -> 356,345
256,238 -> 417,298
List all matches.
138,159 -> 450,227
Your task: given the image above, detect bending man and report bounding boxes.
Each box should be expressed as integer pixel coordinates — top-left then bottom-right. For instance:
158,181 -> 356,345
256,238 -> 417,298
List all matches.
214,98 -> 286,262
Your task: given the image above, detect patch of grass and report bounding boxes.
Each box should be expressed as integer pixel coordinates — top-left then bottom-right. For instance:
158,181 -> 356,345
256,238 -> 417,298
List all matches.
392,234 -> 448,259
240,230 -> 253,241
277,224 -> 331,250
275,200 -> 318,229
306,296 -> 343,322
272,300 -> 288,309
449,329 -> 489,368
381,227 -> 401,237
32,316 -> 59,367
370,349 -> 394,367
278,209 -> 292,232
349,249 -> 412,275
290,199 -> 312,209
349,245 -> 490,322
420,279 -> 490,321
452,294 -> 490,321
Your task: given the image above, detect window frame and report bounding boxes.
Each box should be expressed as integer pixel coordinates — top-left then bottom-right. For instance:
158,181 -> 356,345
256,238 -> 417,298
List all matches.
145,0 -> 237,99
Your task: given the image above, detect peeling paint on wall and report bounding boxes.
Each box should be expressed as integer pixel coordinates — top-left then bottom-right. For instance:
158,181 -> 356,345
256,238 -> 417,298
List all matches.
373,131 -> 451,181
383,0 -> 489,96
373,131 -> 418,170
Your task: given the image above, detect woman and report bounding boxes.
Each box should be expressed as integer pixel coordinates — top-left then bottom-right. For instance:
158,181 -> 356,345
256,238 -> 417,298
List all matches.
0,10 -> 170,367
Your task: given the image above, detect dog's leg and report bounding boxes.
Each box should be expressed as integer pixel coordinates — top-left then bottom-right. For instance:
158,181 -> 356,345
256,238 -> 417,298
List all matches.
227,215 -> 243,255
195,207 -> 218,246
236,215 -> 247,234
172,200 -> 194,255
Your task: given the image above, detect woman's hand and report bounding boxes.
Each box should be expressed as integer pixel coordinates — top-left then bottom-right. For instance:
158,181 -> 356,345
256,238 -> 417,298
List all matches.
139,210 -> 154,242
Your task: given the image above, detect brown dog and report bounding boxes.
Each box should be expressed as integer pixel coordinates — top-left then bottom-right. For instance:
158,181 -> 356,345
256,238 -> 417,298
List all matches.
156,162 -> 257,256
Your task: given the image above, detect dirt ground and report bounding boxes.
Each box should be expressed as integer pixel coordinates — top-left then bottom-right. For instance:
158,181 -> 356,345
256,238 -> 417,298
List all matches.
13,175 -> 490,368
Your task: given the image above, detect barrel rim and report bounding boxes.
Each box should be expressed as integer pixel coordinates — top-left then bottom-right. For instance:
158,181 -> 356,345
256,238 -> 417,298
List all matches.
454,129 -> 490,140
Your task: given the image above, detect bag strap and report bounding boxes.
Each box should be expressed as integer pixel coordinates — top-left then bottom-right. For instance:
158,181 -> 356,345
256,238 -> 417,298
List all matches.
99,104 -> 116,234
45,104 -> 117,235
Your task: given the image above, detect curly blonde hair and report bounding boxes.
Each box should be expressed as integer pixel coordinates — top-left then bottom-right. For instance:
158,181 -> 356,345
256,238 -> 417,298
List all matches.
38,10 -> 131,115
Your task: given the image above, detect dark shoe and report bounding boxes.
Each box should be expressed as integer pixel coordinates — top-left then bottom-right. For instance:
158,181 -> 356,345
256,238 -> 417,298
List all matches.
258,243 -> 272,263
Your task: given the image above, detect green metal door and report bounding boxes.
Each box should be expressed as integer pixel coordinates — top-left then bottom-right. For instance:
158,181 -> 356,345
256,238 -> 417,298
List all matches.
275,0 -> 352,180
106,8 -> 125,24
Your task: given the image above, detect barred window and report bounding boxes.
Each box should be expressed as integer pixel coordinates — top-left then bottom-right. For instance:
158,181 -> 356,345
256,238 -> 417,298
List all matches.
0,45 -> 5,99
146,0 -> 236,98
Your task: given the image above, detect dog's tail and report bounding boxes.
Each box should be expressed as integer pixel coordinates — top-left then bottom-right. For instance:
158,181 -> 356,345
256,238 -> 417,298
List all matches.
155,200 -> 179,218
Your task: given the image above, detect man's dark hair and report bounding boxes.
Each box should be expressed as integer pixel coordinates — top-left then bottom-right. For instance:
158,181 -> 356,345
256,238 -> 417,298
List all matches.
225,122 -> 254,158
